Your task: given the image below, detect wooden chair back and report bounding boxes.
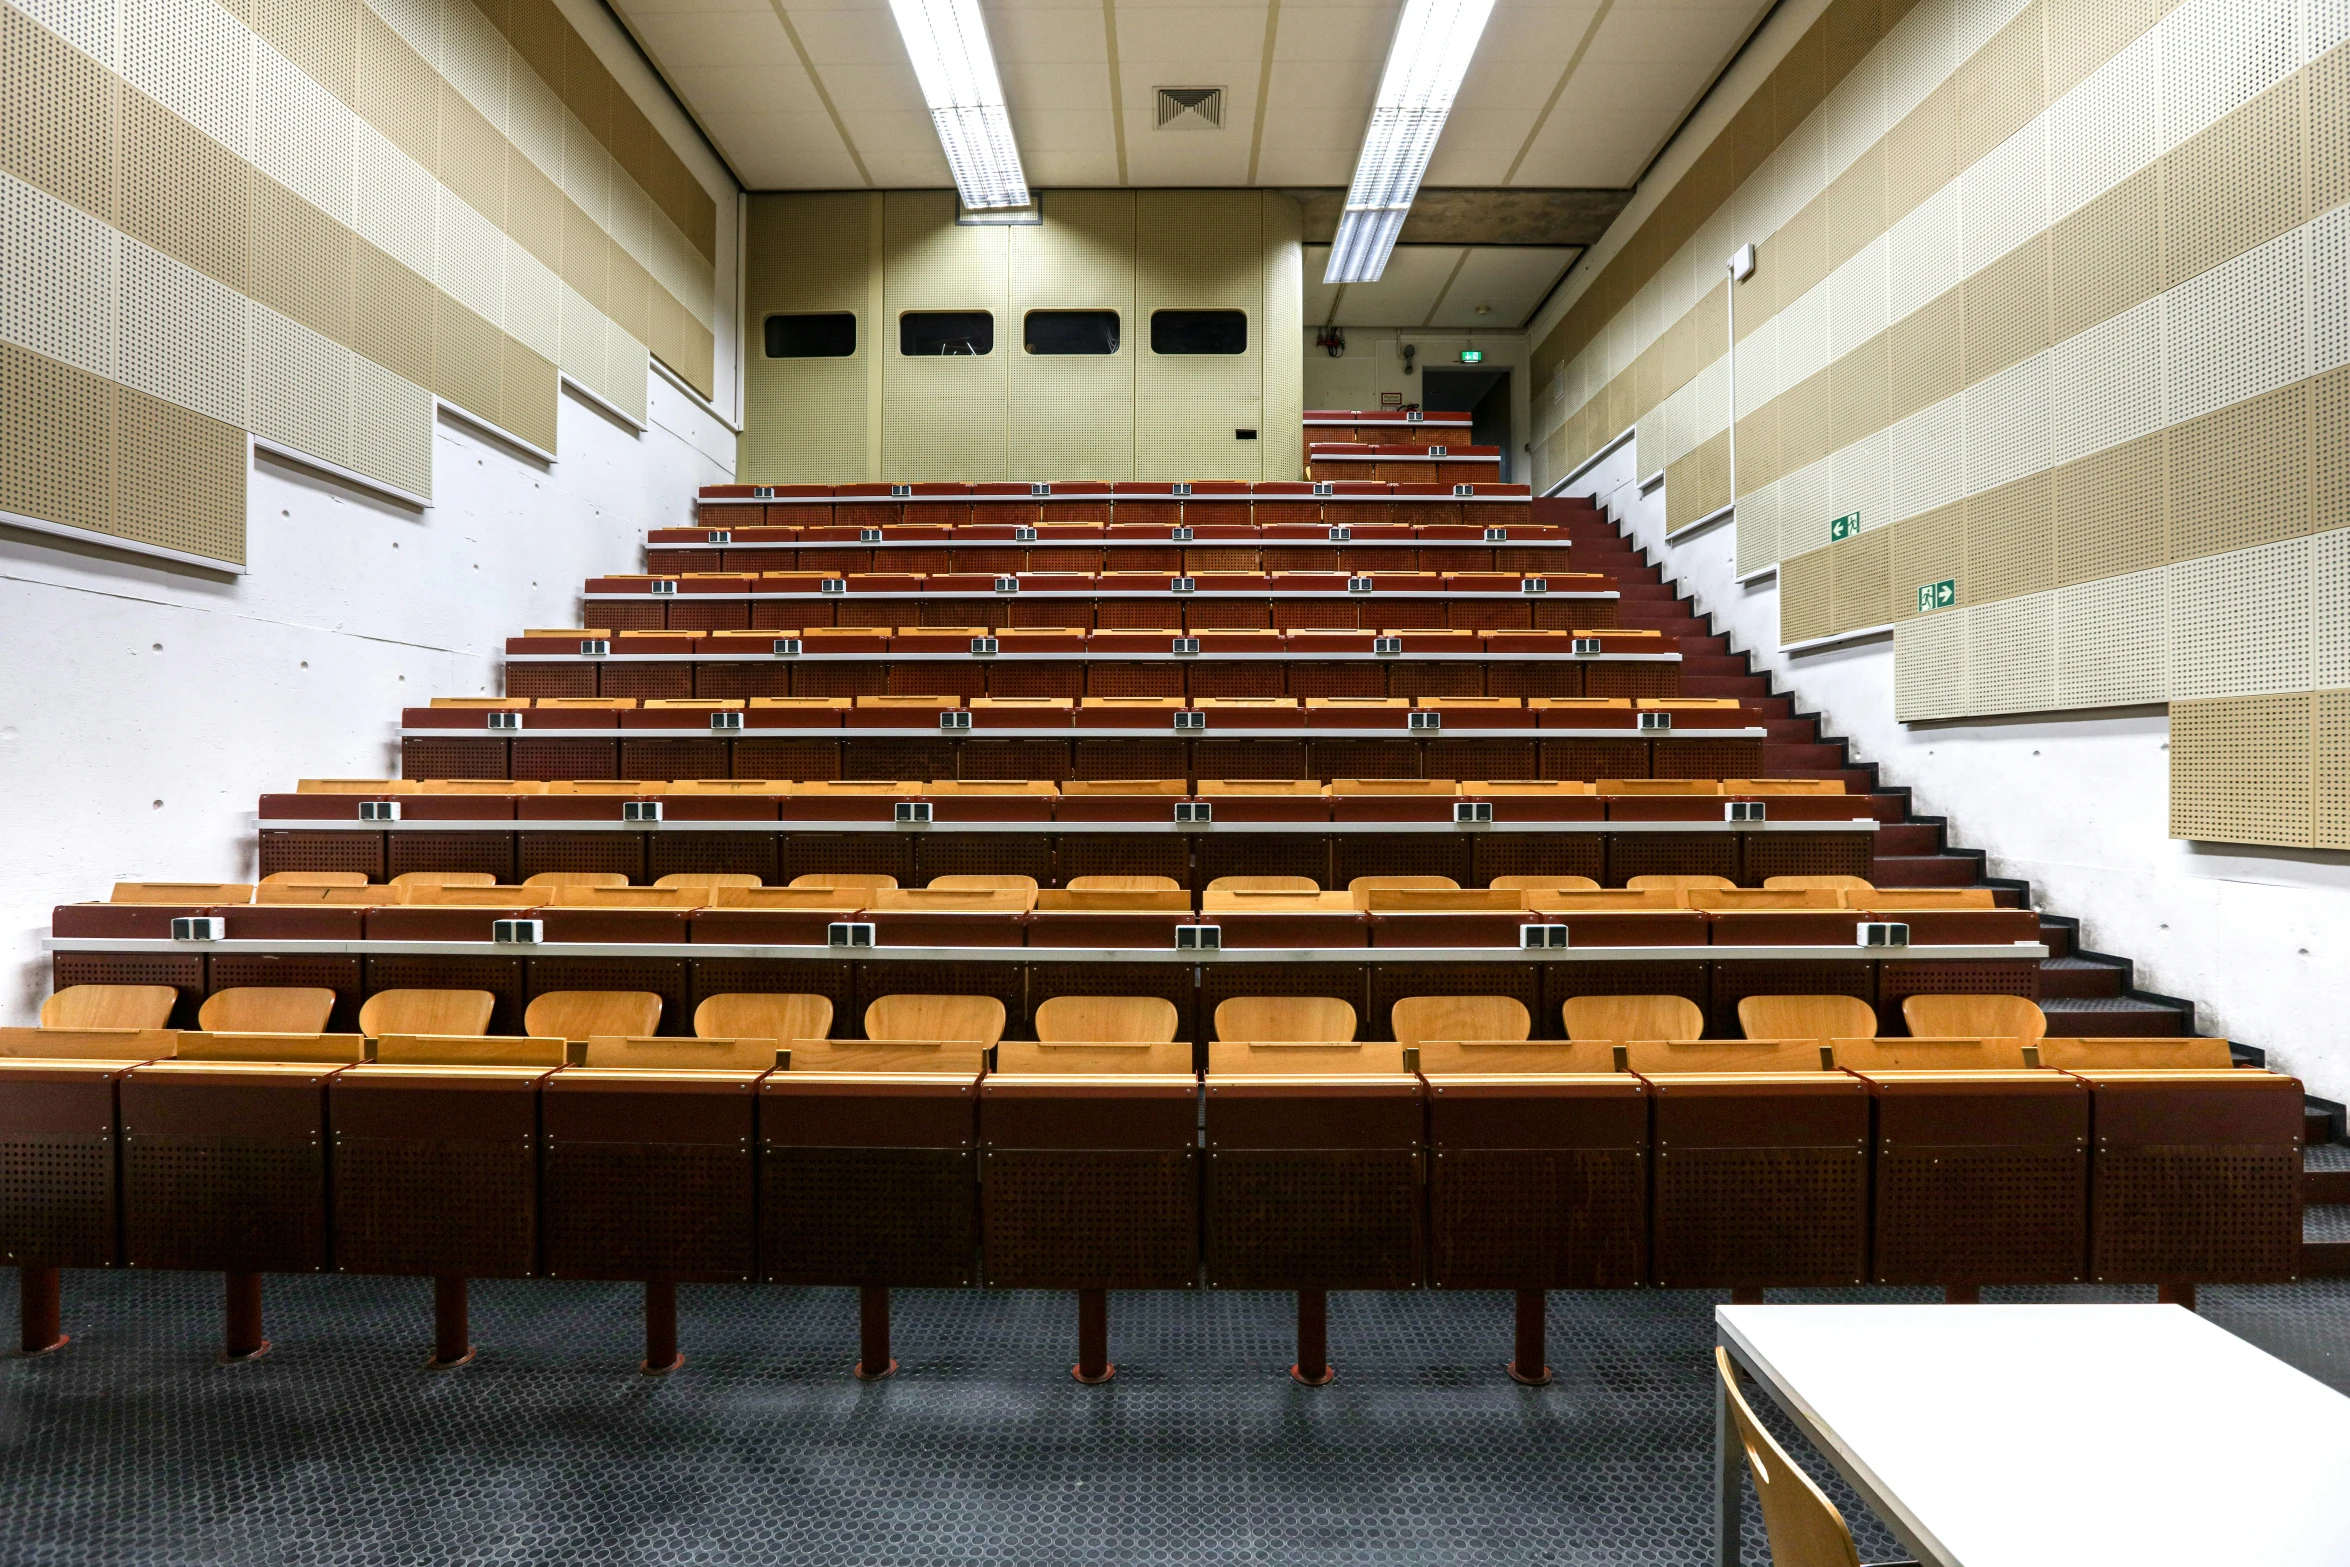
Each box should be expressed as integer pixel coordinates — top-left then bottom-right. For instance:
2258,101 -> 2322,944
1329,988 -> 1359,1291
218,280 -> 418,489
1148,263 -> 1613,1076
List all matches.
790,872 -> 899,890
372,1034 -> 566,1067
1859,888 -> 1997,909
863,993 -> 1008,1045
1623,1039 -> 1829,1074
41,985 -> 178,1030
1901,994 -> 2047,1043
109,882 -> 253,904
259,870 -> 371,887
389,870 -> 496,888
523,990 -> 663,1041
1213,995 -> 1357,1043
2036,1036 -> 2235,1070
1204,875 -> 1320,893
583,1036 -> 780,1070
927,874 -> 1039,893
358,989 -> 497,1038
1716,1348 -> 1862,1567
1763,875 -> 1874,892
1034,995 -> 1180,1043
1562,994 -> 1704,1043
1687,889 -> 1847,912
1625,874 -> 1737,894
1347,875 -> 1460,895
197,988 -> 337,1035
1488,874 -> 1599,892
1391,995 -> 1532,1047
1737,994 -> 1877,1042
1065,875 -> 1182,891
654,872 -> 764,888
695,992 -> 835,1045
521,871 -> 630,889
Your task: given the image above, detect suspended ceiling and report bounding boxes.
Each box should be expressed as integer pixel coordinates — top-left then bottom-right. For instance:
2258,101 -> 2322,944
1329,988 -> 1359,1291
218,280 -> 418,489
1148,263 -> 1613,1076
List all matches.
613,0 -> 1775,194
1302,243 -> 1578,330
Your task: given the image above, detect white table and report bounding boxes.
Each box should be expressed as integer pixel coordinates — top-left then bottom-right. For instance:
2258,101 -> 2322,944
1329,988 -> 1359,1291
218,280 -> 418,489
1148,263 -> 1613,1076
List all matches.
1715,1304 -> 2350,1567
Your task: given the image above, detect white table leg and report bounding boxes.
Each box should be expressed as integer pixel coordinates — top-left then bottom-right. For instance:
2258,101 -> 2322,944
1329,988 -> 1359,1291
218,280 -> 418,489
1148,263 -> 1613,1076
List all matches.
1716,1347 -> 1741,1567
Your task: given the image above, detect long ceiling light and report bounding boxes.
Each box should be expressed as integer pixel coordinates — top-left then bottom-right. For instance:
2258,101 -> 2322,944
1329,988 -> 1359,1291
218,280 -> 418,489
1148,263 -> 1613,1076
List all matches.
887,0 -> 1031,209
1324,0 -> 1496,283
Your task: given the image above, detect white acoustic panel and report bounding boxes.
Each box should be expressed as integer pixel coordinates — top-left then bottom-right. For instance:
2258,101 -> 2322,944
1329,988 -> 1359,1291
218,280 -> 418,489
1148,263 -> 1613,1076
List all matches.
1829,238 -> 1889,358
503,238 -> 562,364
1887,186 -> 1962,323
252,42 -> 355,225
17,0 -> 114,67
2159,0 -> 2303,149
505,52 -> 565,183
1735,481 -> 1780,576
1774,111 -> 1829,237
561,113 -> 608,227
1961,120 -> 2048,273
1734,315 -> 1776,418
2315,527 -> 2350,687
2316,202 -> 2350,376
1967,592 -> 2058,714
2050,297 -> 2163,464
558,281 -> 605,386
349,352 -> 433,498
1952,0 -> 2035,62
125,0 -> 247,158
2047,28 -> 2162,222
0,170 -> 115,381
2318,0 -> 2350,52
2167,535 -> 2315,699
1775,282 -> 1833,391
1880,0 -> 1954,127
1893,609 -> 1969,722
1633,413 -> 1663,476
1818,52 -> 1885,179
1831,429 -> 1891,540
1689,354 -> 1730,444
603,323 -> 648,423
1778,455 -> 1833,549
2165,225 -> 2309,425
118,234 -> 244,427
2056,569 -> 2169,707
1963,351 -> 2051,493
1889,394 -> 1966,521
437,0 -> 506,132
250,301 -> 352,469
352,122 -> 439,280
365,0 -> 440,72
436,186 -> 505,325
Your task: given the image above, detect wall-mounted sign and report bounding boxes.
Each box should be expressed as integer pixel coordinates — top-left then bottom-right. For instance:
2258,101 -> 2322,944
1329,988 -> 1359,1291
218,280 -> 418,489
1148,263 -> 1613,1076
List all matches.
1916,578 -> 1957,613
1829,512 -> 1859,541
1459,349 -> 1483,363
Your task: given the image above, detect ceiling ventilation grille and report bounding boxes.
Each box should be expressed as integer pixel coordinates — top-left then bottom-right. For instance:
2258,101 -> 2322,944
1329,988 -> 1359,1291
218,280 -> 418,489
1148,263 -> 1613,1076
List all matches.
1155,87 -> 1224,129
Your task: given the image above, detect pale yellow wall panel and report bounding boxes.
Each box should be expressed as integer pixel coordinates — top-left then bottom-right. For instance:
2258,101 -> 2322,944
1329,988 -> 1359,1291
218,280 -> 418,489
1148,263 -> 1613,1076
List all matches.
434,287 -> 502,421
115,380 -> 243,561
2045,0 -> 2167,99
121,84 -> 247,292
2047,165 -> 2162,342
250,302 -> 352,469
2317,365 -> 2350,536
1135,189 -> 1263,481
1951,1 -> 2045,169
1890,498 -> 1965,620
561,194 -> 605,311
1008,188 -> 1132,478
252,0 -> 358,105
2163,70 -> 2306,290
0,338 -> 112,534
1778,543 -> 1832,644
348,350 -> 432,497
1774,367 -> 1834,479
2,5 -> 117,222
2170,692 -> 2314,845
1960,233 -> 2049,382
2313,42 -> 2350,217
250,173 -> 353,345
504,145 -> 563,271
605,240 -> 649,346
355,9 -> 437,174
2317,688 -> 2350,850
436,77 -> 505,227
1825,142 -> 1885,272
1829,522 -> 1891,632
351,237 -> 435,387
1260,191 -> 1304,482
1829,336 -> 1887,452
2168,381 -> 2311,563
883,189 -> 1008,481
1963,468 -> 2053,604
1884,287 -> 1962,424
499,330 -> 556,451
743,191 -> 872,483
2052,428 -> 2166,586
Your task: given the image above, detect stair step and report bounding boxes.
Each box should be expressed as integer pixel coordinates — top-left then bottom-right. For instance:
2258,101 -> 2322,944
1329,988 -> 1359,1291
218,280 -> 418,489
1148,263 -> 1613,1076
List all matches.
2036,922 -> 2076,958
2039,997 -> 2186,1037
2037,956 -> 2124,999
1875,822 -> 1940,855
1760,742 -> 1845,769
1676,675 -> 1775,700
2303,1241 -> 2350,1277
1762,717 -> 1823,743
1870,855 -> 1981,887
2305,1204 -> 2350,1245
2304,1169 -> 2350,1204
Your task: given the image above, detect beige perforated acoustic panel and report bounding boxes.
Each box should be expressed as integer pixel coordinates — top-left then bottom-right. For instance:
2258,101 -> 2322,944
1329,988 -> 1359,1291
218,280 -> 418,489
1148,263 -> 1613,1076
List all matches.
1135,189 -> 1262,481
250,174 -> 353,346
0,338 -> 113,536
882,189 -> 1008,480
115,382 -> 243,561
1777,545 -> 1831,645
2,5 -> 118,221
499,332 -> 557,452
434,289 -> 503,428
1008,189 -> 1134,477
120,83 -> 248,292
2317,688 -> 2350,850
1734,481 -> 1778,576
1890,498 -> 1965,622
1829,521 -> 1890,632
348,352 -> 432,498
2170,693 -> 2315,846
2048,166 -> 2162,344
743,191 -> 872,483
2053,430 -> 2165,587
1261,192 -> 1304,481
1963,470 -> 2051,605
2315,527 -> 2350,688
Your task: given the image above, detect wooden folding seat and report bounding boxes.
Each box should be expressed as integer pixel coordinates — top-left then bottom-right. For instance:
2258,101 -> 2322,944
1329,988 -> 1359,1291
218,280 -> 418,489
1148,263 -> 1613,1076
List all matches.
121,1050 -> 357,1359
1346,874 -> 1461,904
1523,889 -> 1707,947
1563,994 -> 1704,1043
390,871 -> 499,889
259,871 -> 371,888
331,1033 -> 566,1366
357,989 -> 497,1037
1415,1030 -> 1645,1380
981,1032 -> 1198,1380
693,992 -> 835,1049
1736,994 -> 1877,1042
109,881 -> 256,904
1625,874 -> 1738,901
196,987 -> 337,1036
1902,994 -> 2047,1042
524,991 -> 664,1041
1198,885 -> 1365,947
864,993 -> 1008,1045
866,886 -> 1032,945
1064,875 -> 1182,892
789,872 -> 899,890
655,872 -> 764,889
1763,875 -> 1873,892
40,985 -> 178,1030
521,871 -> 631,889
1488,874 -> 1599,894
1205,1007 -> 1417,1382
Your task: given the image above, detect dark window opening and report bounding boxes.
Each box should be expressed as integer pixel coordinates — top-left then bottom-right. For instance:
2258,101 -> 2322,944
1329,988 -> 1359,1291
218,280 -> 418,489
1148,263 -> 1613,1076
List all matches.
1150,309 -> 1248,355
900,311 -> 995,356
764,312 -> 857,358
1024,309 -> 1121,355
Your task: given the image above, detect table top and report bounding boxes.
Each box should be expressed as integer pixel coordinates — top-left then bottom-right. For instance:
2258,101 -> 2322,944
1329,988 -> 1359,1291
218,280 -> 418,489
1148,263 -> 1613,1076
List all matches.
1718,1303 -> 2350,1567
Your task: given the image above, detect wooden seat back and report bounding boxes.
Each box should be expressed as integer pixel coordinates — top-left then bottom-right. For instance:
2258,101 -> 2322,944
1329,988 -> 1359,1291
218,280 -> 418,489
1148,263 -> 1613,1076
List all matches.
0,1026 -> 177,1059
1737,994 -> 1877,1041
1625,874 -> 1737,895
1391,995 -> 1532,1047
1563,994 -> 1703,1043
524,990 -> 663,1041
1901,994 -> 2047,1042
1488,874 -> 1599,893
1034,995 -> 1180,1043
1716,1348 -> 1862,1567
175,1031 -> 366,1064
654,872 -> 764,889
110,882 -> 254,904
197,987 -> 336,1035
389,870 -> 497,888
583,1036 -> 780,1070
259,870 -> 371,887
521,871 -> 629,889
1762,875 -> 1874,892
695,992 -> 835,1045
41,984 -> 178,1030
1065,874 -> 1182,891
1411,1039 -> 1618,1074
789,872 -> 899,890
357,989 -> 497,1038
1205,875 -> 1321,893
1213,995 -> 1357,1043
928,874 -> 1039,893
863,993 -> 1008,1045
1206,1040 -> 1405,1074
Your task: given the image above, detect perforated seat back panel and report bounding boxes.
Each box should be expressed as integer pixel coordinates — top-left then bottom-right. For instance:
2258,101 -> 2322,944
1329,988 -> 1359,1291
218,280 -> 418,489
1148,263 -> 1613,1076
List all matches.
1205,1150 -> 1421,1290
1428,1148 -> 1645,1289
982,1149 -> 1198,1288
761,1147 -> 975,1285
542,1141 -> 754,1282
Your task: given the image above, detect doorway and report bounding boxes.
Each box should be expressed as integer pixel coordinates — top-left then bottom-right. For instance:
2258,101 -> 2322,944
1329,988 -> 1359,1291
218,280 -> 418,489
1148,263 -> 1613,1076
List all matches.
1419,369 -> 1512,480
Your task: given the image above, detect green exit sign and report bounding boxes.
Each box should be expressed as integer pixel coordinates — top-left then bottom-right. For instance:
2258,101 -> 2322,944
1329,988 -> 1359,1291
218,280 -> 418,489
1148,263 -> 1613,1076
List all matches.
1916,578 -> 1957,613
1458,349 -> 1483,363
1829,512 -> 1860,541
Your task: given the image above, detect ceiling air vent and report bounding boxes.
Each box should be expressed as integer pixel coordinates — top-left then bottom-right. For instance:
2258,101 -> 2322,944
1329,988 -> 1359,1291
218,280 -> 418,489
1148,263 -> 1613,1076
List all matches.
1156,87 -> 1224,129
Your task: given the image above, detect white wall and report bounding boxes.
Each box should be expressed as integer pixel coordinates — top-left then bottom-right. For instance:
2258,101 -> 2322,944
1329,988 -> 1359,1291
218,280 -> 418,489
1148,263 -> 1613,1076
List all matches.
1571,443 -> 2350,1108
1301,329 -> 1532,483
0,378 -> 733,1023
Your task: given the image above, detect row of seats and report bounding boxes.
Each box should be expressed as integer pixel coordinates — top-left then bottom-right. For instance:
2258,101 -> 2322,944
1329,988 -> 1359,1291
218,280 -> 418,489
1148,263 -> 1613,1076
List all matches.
556,600 -> 1629,634
697,475 -> 1514,506
579,570 -> 1609,596
525,624 -> 1653,649
285,774 -> 1834,798
413,696 -> 1735,733
502,662 -> 1665,704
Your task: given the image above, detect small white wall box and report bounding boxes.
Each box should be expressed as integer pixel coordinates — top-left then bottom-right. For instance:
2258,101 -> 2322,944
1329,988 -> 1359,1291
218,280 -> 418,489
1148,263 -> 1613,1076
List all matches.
828,922 -> 876,947
1856,922 -> 1910,947
492,919 -> 543,944
1176,924 -> 1221,950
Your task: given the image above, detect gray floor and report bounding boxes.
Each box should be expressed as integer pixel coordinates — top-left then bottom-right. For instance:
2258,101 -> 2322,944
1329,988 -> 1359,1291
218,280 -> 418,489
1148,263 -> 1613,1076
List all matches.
5,1268 -> 2349,1565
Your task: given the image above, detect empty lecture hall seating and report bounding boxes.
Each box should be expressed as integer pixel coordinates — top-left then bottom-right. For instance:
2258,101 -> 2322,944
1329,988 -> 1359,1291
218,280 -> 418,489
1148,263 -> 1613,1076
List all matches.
7,430 -> 2297,1380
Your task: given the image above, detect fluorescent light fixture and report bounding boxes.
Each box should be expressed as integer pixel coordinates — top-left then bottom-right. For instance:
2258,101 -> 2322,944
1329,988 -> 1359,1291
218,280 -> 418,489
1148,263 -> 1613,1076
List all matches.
1324,0 -> 1496,284
887,0 -> 1031,209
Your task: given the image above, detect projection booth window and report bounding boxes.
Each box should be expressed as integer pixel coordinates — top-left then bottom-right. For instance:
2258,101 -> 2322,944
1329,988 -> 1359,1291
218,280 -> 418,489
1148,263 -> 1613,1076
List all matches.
900,311 -> 996,356
1150,310 -> 1247,354
763,313 -> 857,357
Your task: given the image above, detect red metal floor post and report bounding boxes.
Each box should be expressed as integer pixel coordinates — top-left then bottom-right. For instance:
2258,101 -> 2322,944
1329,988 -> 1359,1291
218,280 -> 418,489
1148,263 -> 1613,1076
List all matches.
1944,1283 -> 1982,1304
221,1272 -> 268,1362
1073,1288 -> 1113,1384
19,1266 -> 66,1356
642,1279 -> 681,1375
428,1275 -> 474,1368
1507,1289 -> 1551,1386
2159,1282 -> 2198,1311
1291,1289 -> 1334,1386
855,1284 -> 895,1380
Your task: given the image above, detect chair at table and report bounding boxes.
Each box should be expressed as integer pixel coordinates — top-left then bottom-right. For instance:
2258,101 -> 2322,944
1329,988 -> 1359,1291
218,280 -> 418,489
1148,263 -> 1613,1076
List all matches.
1738,994 -> 1876,1042
1901,994 -> 2046,1042
1715,1347 -> 1863,1567
41,984 -> 178,1030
